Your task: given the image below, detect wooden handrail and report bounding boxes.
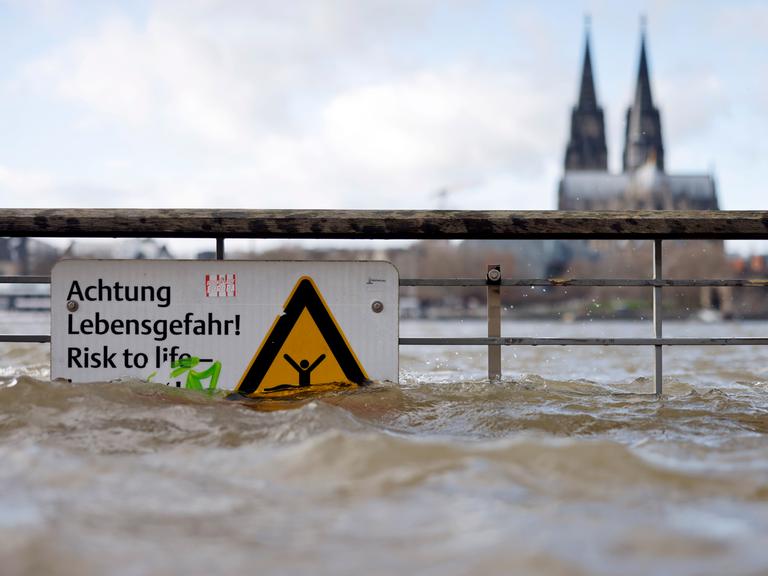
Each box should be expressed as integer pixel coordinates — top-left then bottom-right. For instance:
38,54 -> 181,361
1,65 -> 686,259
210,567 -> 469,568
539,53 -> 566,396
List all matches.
1,209 -> 767,239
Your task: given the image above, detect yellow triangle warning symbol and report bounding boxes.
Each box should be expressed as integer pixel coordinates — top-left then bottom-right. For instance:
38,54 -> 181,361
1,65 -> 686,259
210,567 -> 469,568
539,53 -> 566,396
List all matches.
235,276 -> 368,397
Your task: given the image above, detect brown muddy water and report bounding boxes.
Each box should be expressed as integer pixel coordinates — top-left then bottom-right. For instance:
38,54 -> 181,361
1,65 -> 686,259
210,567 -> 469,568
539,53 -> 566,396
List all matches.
2,312 -> 768,575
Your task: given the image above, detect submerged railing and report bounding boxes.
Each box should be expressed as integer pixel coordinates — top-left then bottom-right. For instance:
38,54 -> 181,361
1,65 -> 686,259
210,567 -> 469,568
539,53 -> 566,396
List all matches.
3,209 -> 768,394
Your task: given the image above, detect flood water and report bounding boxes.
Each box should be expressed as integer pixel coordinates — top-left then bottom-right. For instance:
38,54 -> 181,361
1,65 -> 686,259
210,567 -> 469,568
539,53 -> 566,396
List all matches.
2,312 -> 768,575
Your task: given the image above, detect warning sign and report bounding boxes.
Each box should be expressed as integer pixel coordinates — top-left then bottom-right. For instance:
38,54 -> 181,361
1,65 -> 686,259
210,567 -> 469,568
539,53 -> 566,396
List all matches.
51,261 -> 399,392
237,277 -> 368,395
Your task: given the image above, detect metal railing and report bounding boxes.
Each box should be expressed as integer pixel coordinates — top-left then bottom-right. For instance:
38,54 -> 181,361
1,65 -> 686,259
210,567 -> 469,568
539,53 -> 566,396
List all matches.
3,209 -> 768,394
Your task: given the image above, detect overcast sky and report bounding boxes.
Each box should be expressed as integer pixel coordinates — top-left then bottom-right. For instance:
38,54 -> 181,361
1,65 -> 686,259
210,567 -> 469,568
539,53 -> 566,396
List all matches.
1,0 -> 766,218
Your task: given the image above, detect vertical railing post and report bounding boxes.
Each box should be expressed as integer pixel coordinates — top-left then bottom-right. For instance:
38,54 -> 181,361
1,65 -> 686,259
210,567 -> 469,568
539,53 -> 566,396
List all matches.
216,237 -> 225,260
487,264 -> 502,381
16,238 -> 29,276
653,239 -> 663,395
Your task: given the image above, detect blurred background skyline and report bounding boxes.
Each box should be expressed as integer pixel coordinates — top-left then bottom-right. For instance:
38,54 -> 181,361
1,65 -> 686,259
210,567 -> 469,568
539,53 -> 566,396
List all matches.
0,0 -> 766,216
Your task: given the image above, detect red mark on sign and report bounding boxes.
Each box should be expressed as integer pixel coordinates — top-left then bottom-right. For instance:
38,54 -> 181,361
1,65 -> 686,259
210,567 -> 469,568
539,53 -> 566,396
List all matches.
205,273 -> 237,297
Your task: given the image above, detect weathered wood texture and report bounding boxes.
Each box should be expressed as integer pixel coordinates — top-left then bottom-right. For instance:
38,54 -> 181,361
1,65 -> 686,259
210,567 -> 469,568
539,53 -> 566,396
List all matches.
1,209 -> 768,239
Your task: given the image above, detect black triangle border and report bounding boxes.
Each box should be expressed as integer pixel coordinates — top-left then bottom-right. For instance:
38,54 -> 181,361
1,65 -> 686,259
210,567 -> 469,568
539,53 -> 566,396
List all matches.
236,277 -> 368,395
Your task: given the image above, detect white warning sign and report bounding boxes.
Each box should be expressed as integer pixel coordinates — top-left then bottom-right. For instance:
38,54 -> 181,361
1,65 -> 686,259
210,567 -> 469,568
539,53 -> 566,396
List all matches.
51,260 -> 399,395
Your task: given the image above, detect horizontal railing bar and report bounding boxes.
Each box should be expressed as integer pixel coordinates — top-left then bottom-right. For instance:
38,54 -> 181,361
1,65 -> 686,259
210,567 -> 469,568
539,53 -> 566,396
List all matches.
0,276 -> 51,284
399,337 -> 768,346
2,275 -> 762,290
400,278 -> 768,287
0,296 -> 49,301
400,278 -> 495,286
0,276 -> 764,288
0,334 -> 50,342
4,335 -> 766,346
637,279 -> 768,287
2,209 -> 768,239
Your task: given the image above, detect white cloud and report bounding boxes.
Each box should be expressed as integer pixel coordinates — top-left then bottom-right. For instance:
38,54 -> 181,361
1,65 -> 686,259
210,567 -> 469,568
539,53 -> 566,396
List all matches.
99,65 -> 561,211
2,0 -> 766,224
319,67 -> 559,206
21,1 -> 562,210
27,0 -> 463,143
657,72 -> 729,144
0,164 -> 152,209
2,0 -> 71,18
714,2 -> 768,42
30,17 -> 154,126
0,165 -> 56,206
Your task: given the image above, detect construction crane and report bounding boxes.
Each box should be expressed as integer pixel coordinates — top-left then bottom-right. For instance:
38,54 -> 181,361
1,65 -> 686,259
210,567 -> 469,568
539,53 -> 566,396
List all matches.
431,182 -> 479,210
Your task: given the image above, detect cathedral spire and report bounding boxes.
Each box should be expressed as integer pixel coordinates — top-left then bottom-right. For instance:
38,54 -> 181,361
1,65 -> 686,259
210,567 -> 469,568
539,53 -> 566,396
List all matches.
635,30 -> 654,109
564,18 -> 608,171
577,18 -> 597,110
623,21 -> 665,172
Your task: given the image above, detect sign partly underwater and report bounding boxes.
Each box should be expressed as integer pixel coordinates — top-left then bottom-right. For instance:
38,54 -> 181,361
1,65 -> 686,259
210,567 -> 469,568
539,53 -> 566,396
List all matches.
51,260 -> 398,396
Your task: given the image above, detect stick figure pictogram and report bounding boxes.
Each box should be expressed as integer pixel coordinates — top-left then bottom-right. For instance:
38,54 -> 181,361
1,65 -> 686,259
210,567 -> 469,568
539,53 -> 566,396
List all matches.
283,353 -> 326,386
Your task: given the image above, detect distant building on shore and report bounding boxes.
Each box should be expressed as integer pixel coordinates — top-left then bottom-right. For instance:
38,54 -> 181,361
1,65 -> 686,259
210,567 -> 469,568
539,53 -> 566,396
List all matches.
63,238 -> 174,260
0,237 -> 59,275
558,24 -> 719,211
